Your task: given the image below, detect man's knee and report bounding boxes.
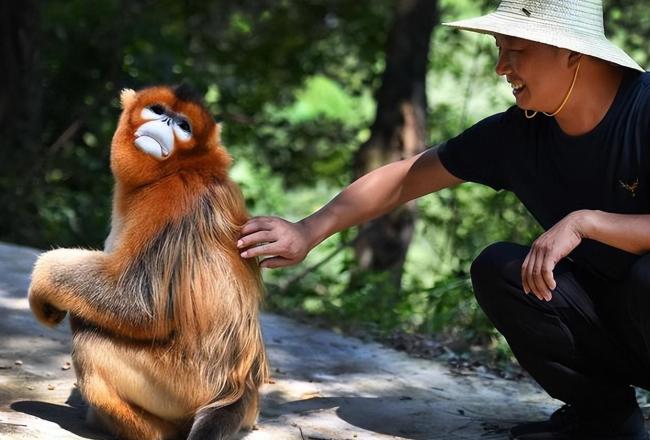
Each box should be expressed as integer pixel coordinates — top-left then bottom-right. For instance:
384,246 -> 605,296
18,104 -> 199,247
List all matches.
469,242 -> 530,332
623,254 -> 650,315
627,254 -> 650,292
470,241 -> 528,300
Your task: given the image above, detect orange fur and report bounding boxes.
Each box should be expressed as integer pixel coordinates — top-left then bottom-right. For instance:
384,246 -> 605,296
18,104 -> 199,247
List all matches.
28,85 -> 268,439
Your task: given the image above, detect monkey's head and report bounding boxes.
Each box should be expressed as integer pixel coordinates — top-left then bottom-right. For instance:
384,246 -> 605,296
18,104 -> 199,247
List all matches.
111,85 -> 230,187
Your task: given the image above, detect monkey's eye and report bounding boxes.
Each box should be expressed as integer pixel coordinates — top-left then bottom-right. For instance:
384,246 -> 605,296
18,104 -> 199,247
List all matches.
149,104 -> 166,115
177,119 -> 191,133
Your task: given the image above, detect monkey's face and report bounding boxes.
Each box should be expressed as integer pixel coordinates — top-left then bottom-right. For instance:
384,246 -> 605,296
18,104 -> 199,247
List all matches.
112,86 -> 230,187
135,102 -> 193,161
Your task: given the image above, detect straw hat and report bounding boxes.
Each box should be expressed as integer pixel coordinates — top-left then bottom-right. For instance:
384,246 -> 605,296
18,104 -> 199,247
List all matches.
443,0 -> 644,72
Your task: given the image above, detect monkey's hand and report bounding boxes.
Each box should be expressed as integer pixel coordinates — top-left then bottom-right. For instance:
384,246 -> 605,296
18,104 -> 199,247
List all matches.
28,247 -> 172,339
29,296 -> 67,327
28,248 -> 104,327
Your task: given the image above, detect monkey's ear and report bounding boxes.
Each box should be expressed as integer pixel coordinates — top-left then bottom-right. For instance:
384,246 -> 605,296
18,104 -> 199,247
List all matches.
120,89 -> 137,109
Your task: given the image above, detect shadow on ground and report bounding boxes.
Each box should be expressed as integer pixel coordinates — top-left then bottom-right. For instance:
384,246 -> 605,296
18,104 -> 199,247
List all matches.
0,242 -> 558,440
10,388 -> 111,440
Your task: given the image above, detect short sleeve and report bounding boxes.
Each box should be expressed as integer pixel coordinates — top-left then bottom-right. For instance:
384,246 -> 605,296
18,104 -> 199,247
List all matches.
438,108 -> 521,191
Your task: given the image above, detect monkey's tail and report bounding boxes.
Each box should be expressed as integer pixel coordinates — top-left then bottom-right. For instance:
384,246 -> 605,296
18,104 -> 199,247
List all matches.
187,391 -> 256,440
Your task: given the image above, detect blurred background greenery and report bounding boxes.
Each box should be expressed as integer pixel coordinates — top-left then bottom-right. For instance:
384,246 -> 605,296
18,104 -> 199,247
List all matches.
1,0 -> 647,360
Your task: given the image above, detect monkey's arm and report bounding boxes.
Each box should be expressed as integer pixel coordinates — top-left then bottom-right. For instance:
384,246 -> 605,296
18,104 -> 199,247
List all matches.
28,248 -> 173,340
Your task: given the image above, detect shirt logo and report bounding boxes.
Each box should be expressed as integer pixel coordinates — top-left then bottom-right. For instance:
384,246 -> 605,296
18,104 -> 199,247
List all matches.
619,178 -> 639,197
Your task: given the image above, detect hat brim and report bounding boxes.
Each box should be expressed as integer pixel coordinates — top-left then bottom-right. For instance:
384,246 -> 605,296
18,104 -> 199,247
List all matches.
443,12 -> 644,72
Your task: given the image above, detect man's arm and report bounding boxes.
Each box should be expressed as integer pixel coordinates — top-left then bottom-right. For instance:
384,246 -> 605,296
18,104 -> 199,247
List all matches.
579,210 -> 650,255
521,209 -> 650,302
238,147 -> 463,268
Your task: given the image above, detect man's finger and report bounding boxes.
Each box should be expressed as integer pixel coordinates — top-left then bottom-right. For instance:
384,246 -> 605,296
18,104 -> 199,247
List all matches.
523,249 -> 539,298
241,242 -> 281,259
532,248 -> 552,301
237,230 -> 276,249
527,249 -> 545,301
541,257 -> 557,298
260,257 -> 294,269
240,218 -> 274,235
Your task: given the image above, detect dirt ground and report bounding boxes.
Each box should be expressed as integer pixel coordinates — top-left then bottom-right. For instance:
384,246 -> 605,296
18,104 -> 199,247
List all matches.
0,241 -> 566,439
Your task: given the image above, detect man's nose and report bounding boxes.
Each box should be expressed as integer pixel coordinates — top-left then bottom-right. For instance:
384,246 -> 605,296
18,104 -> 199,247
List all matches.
495,52 -> 512,76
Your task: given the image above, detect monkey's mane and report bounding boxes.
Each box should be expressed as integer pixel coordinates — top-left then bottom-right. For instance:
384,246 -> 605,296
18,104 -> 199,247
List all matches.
115,174 -> 268,409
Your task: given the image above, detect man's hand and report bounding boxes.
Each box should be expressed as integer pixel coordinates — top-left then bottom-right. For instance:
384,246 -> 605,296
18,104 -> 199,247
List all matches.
238,216 -> 313,268
522,210 -> 589,301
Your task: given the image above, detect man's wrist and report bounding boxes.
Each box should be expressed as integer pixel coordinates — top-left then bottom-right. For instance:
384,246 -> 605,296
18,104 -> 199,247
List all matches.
573,209 -> 600,240
298,215 -> 327,250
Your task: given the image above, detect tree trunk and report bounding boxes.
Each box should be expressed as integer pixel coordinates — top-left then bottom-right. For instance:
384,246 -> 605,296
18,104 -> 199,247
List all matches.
0,1 -> 41,241
351,0 -> 438,291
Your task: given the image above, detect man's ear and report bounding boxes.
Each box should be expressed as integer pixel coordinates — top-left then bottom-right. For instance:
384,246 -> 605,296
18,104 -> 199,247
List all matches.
568,51 -> 583,68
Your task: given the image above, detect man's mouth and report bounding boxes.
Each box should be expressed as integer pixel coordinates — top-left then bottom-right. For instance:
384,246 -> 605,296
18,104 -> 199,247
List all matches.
510,80 -> 526,96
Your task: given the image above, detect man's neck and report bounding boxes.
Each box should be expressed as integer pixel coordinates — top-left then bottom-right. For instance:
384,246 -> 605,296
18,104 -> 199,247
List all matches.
553,60 -> 625,136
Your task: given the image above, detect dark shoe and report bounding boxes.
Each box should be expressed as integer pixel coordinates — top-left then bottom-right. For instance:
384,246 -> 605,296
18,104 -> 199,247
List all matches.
509,403 -> 649,440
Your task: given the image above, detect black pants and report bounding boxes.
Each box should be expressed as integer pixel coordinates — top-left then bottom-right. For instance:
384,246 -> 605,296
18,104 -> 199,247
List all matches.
471,242 -> 650,414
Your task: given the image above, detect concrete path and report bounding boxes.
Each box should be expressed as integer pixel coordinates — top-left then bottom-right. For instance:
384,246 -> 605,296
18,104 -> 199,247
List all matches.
0,242 -> 561,439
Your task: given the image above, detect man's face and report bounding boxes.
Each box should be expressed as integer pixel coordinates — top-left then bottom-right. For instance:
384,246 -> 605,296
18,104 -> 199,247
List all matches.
494,35 -> 573,113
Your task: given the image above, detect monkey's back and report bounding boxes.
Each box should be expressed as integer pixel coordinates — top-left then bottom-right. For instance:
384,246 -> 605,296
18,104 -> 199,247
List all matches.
29,85 -> 267,439
71,175 -> 267,428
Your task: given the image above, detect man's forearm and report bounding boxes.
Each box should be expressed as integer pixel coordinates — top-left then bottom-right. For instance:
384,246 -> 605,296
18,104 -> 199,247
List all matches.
299,160 -> 411,249
297,148 -> 462,251
579,210 -> 650,255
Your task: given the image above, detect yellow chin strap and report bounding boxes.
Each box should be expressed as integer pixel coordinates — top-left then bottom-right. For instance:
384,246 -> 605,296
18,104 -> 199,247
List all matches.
525,57 -> 582,119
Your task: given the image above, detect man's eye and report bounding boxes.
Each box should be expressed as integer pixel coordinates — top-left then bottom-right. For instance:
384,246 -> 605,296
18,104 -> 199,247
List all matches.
150,104 -> 165,115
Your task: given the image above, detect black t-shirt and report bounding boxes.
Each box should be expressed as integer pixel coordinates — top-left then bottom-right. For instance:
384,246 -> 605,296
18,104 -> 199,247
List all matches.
438,70 -> 650,280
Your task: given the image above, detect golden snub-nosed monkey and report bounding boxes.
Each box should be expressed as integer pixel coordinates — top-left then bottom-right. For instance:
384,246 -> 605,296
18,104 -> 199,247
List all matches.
28,84 -> 268,440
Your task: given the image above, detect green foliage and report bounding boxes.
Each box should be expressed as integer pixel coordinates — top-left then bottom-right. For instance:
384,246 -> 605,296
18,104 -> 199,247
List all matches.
262,0 -> 540,351
2,0 -> 648,358
3,0 -> 393,248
